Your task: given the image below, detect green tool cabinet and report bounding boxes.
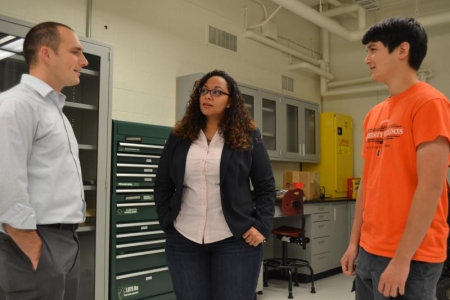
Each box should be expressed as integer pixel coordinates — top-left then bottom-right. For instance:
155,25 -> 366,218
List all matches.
110,120 -> 174,300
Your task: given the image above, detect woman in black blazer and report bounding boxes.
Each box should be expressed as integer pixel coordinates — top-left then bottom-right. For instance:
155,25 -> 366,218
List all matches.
154,70 -> 275,300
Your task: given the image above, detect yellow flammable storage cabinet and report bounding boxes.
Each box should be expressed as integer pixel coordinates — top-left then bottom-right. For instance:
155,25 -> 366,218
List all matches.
303,113 -> 353,198
110,120 -> 175,300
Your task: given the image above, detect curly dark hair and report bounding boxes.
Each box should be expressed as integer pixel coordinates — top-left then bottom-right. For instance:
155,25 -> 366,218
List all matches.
174,70 -> 256,151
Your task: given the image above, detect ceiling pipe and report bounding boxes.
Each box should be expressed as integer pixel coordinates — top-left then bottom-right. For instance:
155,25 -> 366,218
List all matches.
247,5 -> 282,29
271,0 -> 366,41
288,62 -> 335,80
322,84 -> 387,97
244,30 -> 323,66
418,11 -> 450,27
328,77 -> 372,88
86,0 -> 92,38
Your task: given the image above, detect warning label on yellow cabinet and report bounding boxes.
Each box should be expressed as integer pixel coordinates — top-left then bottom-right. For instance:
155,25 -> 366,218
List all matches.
338,138 -> 350,155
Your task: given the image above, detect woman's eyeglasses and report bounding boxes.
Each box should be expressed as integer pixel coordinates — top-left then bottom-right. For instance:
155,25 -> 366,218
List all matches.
198,87 -> 230,97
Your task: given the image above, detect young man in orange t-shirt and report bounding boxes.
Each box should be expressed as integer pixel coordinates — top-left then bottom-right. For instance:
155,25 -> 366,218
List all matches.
341,17 -> 450,300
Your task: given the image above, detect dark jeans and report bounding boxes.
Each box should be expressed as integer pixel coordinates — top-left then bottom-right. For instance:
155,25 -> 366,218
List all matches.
165,226 -> 263,300
355,247 -> 443,300
0,226 -> 80,300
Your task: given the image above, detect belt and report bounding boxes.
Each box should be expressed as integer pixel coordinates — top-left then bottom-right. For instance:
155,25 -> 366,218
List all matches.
40,223 -> 79,231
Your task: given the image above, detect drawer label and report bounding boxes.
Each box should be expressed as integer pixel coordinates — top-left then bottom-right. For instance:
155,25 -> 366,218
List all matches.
144,169 -> 153,172
118,182 -> 140,187
118,284 -> 139,299
117,208 -> 138,215
143,195 -> 154,200
118,147 -> 140,152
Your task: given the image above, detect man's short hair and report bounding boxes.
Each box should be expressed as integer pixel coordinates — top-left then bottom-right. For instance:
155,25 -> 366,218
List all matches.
23,21 -> 73,68
361,17 -> 427,71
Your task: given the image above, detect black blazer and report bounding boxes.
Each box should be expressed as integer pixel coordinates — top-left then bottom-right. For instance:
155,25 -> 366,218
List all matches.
154,129 -> 276,239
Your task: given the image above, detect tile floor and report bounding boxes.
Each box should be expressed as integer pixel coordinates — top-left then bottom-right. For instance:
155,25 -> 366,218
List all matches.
256,273 -> 355,300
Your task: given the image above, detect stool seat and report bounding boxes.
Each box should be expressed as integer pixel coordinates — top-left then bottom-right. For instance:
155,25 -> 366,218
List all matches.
271,226 -> 302,238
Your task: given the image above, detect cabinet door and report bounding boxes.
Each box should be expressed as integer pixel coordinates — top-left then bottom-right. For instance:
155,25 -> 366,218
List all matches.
299,102 -> 320,162
330,203 -> 349,269
239,85 -> 259,123
259,91 -> 282,158
282,97 -> 301,160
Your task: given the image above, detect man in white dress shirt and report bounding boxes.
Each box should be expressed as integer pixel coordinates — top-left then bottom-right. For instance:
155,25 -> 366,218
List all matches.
0,21 -> 88,300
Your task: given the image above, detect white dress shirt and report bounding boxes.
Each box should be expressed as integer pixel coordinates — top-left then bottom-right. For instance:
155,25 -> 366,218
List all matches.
174,130 -> 233,244
0,74 -> 85,232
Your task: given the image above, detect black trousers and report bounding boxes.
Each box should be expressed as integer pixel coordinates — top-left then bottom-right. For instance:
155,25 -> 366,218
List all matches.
0,225 -> 80,300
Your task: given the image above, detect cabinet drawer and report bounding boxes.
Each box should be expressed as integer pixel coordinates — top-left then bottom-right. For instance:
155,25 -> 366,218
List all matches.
115,267 -> 173,300
117,142 -> 165,155
311,252 -> 331,272
116,202 -> 157,223
311,236 -> 331,254
117,237 -> 166,253
308,204 -> 332,214
116,173 -> 156,189
116,229 -> 165,245
113,193 -> 154,203
117,153 -> 160,164
116,248 -> 167,274
310,221 -> 331,238
311,213 -> 330,222
117,163 -> 158,174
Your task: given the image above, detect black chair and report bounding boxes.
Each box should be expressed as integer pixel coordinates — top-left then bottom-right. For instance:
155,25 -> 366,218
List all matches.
263,188 -> 316,299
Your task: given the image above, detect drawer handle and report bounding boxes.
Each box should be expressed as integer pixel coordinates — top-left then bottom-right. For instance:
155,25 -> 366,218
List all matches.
117,239 -> 166,249
117,153 -> 160,159
117,163 -> 158,168
117,248 -> 165,259
117,173 -> 156,178
117,230 -> 164,238
116,221 -> 159,228
116,189 -> 154,193
117,202 -> 155,207
116,267 -> 169,280
119,142 -> 164,149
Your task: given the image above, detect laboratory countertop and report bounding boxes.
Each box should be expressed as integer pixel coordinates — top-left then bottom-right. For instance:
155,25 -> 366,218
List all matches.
275,197 -> 356,204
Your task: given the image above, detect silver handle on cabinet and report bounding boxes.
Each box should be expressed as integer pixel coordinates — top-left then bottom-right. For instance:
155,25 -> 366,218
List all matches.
117,230 -> 164,238
116,267 -> 169,280
116,221 -> 159,228
116,189 -> 154,193
117,248 -> 165,259
117,239 -> 166,249
117,202 -> 155,207
119,142 -> 164,149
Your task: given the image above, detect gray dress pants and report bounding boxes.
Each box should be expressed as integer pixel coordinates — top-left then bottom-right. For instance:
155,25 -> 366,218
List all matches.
0,225 -> 80,300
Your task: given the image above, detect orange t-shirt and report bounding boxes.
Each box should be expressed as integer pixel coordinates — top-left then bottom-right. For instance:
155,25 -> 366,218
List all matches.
360,82 -> 450,263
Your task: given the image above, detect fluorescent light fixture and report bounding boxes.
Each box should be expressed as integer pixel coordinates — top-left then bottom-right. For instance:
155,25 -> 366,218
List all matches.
1,38 -> 24,52
0,37 -> 24,61
0,50 -> 15,60
0,35 -> 16,45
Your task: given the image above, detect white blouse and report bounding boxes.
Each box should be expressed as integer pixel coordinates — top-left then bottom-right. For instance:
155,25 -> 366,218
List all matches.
174,130 -> 233,244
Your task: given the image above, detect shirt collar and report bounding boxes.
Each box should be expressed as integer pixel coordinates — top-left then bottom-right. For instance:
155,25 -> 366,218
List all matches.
20,74 -> 67,111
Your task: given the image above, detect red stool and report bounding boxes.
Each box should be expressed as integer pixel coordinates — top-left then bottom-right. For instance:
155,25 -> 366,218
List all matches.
263,188 -> 316,299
